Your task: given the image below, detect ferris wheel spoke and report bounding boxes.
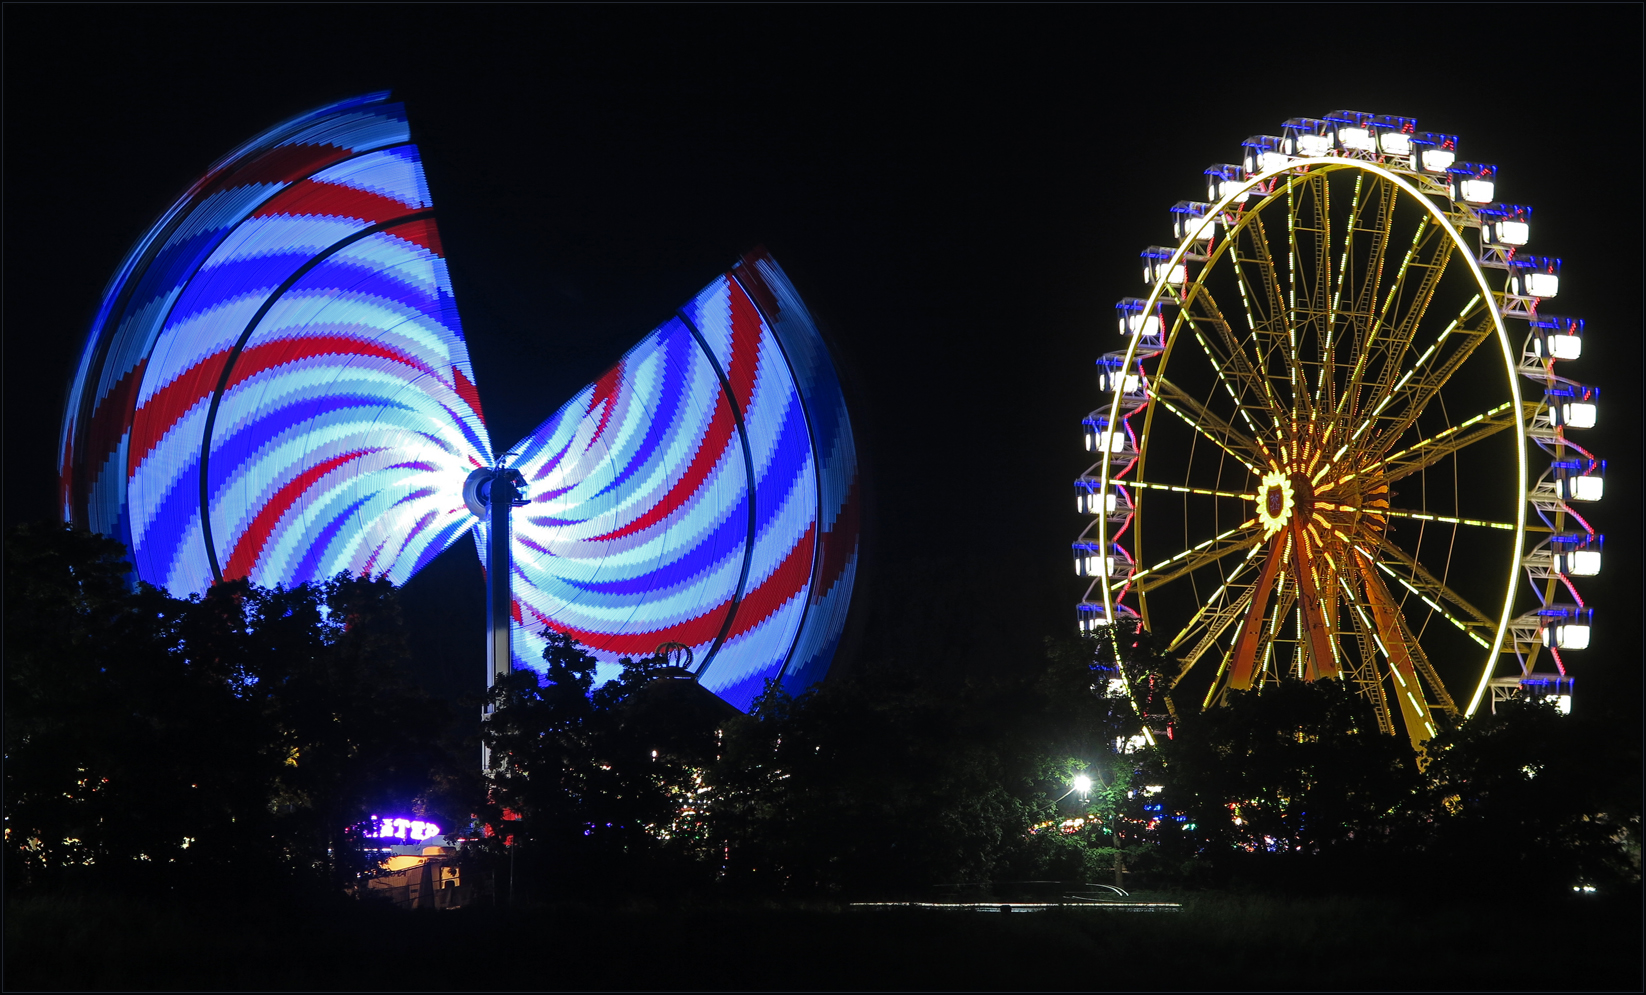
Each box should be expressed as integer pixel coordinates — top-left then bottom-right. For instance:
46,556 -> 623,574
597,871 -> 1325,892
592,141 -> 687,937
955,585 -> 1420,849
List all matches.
1353,296 -> 1495,456
1233,213 -> 1313,420
1122,477 -> 1252,500
1323,176 -> 1396,414
1177,289 -> 1283,435
1288,175 -> 1335,373
1163,543 -> 1268,660
1129,523 -> 1264,594
1379,508 -> 1516,531
1365,229 -> 1455,406
1175,595 -> 1247,690
1350,221 -> 1455,420
1339,214 -> 1437,423
1239,210 -> 1293,342
1361,537 -> 1497,649
1364,400 -> 1518,483
1150,377 -> 1269,472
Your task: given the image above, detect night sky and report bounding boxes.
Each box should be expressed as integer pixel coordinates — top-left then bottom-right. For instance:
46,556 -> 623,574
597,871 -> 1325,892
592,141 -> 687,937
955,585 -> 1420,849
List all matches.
6,7 -> 1640,722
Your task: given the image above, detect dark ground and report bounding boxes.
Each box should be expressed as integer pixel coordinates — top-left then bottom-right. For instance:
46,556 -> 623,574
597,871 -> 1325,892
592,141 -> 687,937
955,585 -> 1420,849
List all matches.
6,890 -> 1641,992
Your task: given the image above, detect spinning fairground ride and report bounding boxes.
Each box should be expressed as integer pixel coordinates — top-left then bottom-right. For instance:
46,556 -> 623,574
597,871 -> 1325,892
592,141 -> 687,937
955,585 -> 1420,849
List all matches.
59,93 -> 861,724
1074,111 -> 1604,749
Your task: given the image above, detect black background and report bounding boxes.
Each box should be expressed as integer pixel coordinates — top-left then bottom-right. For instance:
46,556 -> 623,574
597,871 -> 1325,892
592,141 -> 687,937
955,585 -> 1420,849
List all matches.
5,6 -> 1639,725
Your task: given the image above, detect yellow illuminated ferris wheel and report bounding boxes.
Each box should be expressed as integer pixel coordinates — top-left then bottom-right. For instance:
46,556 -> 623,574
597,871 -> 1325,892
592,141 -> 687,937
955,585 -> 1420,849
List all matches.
1074,111 -> 1604,748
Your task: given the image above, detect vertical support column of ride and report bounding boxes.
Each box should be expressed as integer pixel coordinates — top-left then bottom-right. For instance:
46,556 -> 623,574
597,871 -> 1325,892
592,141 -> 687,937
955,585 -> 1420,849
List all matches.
474,466 -> 525,772
487,471 -> 516,696
1288,518 -> 1341,681
1227,533 -> 1288,691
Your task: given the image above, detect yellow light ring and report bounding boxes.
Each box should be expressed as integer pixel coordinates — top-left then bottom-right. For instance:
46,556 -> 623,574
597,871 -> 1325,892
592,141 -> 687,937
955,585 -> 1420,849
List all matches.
1256,470 -> 1295,537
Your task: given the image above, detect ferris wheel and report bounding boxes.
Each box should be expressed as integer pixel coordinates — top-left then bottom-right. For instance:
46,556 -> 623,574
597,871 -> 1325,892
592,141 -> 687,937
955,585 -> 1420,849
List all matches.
1074,111 -> 1604,748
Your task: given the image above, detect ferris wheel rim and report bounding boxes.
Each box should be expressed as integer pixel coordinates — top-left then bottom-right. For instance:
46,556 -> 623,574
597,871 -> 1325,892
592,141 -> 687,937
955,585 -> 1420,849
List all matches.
1091,156 -> 1528,725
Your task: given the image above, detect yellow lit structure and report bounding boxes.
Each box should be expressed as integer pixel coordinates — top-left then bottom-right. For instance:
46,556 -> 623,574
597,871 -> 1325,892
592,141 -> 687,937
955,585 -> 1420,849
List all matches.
1074,111 -> 1604,748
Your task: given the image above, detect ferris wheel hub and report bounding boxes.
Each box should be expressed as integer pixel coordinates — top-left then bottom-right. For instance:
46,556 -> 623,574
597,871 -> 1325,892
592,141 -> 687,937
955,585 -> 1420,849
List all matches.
1257,470 -> 1298,537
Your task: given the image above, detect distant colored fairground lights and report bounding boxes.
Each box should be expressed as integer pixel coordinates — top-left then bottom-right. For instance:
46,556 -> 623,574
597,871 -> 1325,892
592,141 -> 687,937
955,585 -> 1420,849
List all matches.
60,92 -> 859,711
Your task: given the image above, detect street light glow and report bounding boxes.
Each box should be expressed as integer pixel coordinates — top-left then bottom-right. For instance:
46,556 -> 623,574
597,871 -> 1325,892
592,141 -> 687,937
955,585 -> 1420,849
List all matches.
1072,774 -> 1094,796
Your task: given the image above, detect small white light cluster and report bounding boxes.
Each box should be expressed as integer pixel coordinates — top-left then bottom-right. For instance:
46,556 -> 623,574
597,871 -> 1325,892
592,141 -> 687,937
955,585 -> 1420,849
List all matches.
1538,335 -> 1581,360
1074,551 -> 1118,578
1532,317 -> 1584,361
1542,623 -> 1590,651
1510,260 -> 1561,299
1557,548 -> 1602,577
1083,413 -> 1130,454
1076,487 -> 1120,516
1118,311 -> 1161,338
1174,212 -> 1218,243
1560,400 -> 1597,429
1141,247 -> 1186,287
1489,219 -> 1530,246
1537,607 -> 1594,651
1455,175 -> 1495,204
1556,473 -> 1604,503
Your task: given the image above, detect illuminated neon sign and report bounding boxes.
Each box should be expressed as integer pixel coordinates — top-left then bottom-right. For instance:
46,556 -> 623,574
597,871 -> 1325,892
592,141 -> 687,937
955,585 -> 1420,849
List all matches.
370,816 -> 442,842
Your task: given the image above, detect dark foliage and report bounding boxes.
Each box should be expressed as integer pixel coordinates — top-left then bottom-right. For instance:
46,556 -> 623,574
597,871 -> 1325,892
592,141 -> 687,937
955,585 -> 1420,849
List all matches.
9,525 -> 1638,912
474,563 -> 1144,899
1160,680 -> 1418,848
3,523 -> 460,898
476,633 -> 733,897
1411,698 -> 1642,897
1140,670 -> 1640,896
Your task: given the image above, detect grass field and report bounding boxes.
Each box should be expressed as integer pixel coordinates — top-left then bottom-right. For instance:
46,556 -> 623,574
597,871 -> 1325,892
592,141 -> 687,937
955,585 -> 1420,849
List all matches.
7,889 -> 1640,991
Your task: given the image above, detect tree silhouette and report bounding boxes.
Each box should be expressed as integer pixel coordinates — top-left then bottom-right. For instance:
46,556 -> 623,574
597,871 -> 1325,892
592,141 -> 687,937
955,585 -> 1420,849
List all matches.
4,523 -> 456,897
